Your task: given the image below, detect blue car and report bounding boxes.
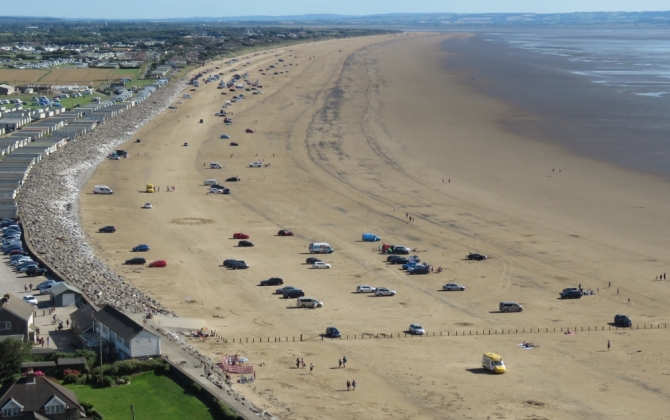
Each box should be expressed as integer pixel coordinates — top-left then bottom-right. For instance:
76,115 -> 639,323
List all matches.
132,244 -> 150,252
325,327 -> 341,338
402,261 -> 419,270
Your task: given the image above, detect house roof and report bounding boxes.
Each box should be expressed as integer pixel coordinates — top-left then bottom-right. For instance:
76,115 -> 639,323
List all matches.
57,358 -> 86,365
69,304 -> 96,331
0,294 -> 34,321
47,283 -> 82,297
93,305 -> 144,340
0,375 -> 82,415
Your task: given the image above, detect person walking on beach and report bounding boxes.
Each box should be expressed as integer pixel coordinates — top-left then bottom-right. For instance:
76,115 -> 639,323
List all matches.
609,281 -> 611,287
29,283 -> 32,291
346,380 -> 351,390
608,340 -> 611,351
309,363 -> 314,374
617,288 -> 619,294
342,356 -> 347,368
352,379 -> 357,391
301,358 -> 305,369
296,358 -> 300,369
24,284 -> 28,293
338,359 -> 342,368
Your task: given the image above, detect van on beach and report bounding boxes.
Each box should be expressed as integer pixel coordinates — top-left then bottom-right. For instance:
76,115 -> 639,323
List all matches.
362,233 -> 380,242
210,163 -> 222,169
482,353 -> 506,374
94,186 -> 113,194
309,243 -> 334,254
204,179 -> 217,186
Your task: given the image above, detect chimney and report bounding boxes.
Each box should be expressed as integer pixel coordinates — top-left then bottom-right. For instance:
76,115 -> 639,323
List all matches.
26,368 -> 35,384
2,293 -> 9,303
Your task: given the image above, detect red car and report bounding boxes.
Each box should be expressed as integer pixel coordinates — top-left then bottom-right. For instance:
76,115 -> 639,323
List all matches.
233,233 -> 249,239
149,260 -> 167,268
245,128 -> 255,133
278,230 -> 294,236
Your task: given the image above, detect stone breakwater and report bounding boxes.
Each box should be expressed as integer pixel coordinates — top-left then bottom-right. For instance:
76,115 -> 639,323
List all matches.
16,79 -> 277,419
17,81 -> 187,315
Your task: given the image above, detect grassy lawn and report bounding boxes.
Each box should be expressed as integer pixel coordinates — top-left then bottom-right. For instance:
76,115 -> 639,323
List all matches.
66,372 -> 215,420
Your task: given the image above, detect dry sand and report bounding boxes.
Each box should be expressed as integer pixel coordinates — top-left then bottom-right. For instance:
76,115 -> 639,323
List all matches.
80,33 -> 670,419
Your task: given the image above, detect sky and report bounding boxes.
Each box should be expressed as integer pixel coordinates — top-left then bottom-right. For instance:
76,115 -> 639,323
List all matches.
2,0 -> 669,20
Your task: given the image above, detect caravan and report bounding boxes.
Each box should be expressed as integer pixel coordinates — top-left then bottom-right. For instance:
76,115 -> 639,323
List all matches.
94,185 -> 114,194
309,243 -> 334,254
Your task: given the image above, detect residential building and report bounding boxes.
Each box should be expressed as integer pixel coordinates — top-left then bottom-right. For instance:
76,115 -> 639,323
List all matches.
92,305 -> 161,359
0,84 -> 15,95
0,371 -> 85,419
0,294 -> 35,342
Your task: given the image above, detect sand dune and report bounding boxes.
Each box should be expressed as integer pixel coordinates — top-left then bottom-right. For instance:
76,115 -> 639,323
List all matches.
80,33 -> 670,419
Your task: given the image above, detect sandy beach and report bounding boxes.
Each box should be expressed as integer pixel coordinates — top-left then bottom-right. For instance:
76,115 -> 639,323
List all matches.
79,33 -> 670,419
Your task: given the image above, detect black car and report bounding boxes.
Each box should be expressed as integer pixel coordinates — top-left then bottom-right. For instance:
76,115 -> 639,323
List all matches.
25,266 -> 47,277
393,248 -> 410,255
230,142 -> 239,146
390,258 -> 409,265
98,226 -> 116,233
260,277 -> 283,286
387,255 -> 405,262
226,177 -> 240,182
223,259 -> 238,267
410,265 -> 430,275
211,184 -> 225,190
125,257 -> 146,265
230,260 -> 249,269
614,314 -> 632,327
276,286 -> 297,295
560,290 -> 582,299
238,240 -> 254,247
222,189 -> 231,195
325,327 -> 341,338
306,257 -> 322,264
283,289 -> 304,299
467,253 -> 487,261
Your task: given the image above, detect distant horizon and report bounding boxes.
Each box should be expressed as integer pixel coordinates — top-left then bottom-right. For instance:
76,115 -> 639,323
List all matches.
0,7 -> 670,23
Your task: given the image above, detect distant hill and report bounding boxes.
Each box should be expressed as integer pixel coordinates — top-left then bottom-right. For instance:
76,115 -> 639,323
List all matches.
1,11 -> 669,26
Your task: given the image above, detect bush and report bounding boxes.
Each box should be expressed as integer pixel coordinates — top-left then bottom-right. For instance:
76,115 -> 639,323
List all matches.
63,369 -> 80,377
212,399 -> 244,420
62,374 -> 79,385
190,382 -> 202,393
117,375 -> 131,385
102,375 -> 114,388
80,401 -> 95,416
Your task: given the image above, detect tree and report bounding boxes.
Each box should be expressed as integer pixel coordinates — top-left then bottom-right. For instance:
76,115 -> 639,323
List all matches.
0,338 -> 32,384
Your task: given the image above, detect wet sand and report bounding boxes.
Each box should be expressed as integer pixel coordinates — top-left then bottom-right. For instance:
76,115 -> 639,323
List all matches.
80,33 -> 670,419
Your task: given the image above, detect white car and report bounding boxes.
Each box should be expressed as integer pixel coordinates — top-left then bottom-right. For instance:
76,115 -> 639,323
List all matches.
23,295 -> 38,305
312,262 -> 331,269
210,187 -> 225,194
142,203 -> 152,209
249,162 -> 263,168
442,283 -> 466,291
356,285 -> 376,293
409,323 -> 426,335
375,287 -> 396,297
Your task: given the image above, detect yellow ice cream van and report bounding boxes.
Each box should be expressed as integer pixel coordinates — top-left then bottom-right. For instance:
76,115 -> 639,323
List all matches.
146,184 -> 155,193
482,353 -> 506,374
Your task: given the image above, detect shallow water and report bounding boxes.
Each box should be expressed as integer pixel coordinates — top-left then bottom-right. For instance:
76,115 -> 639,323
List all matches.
441,28 -> 670,178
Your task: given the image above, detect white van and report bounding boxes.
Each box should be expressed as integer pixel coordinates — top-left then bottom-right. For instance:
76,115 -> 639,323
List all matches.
94,185 -> 113,194
204,179 -> 217,185
309,243 -> 334,254
210,163 -> 222,169
297,297 -> 323,308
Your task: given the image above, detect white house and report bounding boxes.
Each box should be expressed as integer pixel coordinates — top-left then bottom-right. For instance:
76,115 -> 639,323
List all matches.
92,305 -> 161,359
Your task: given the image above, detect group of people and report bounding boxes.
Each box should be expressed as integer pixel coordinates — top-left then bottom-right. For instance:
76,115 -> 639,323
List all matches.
346,379 -> 357,391
338,356 -> 348,368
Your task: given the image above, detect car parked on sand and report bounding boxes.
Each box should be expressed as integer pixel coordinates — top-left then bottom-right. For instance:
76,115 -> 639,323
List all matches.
390,257 -> 408,265
283,289 -> 304,299
467,253 -> 487,261
356,285 -> 376,293
230,261 -> 249,270
409,324 -> 426,335
98,226 -> 116,233
249,162 -> 263,168
142,203 -> 152,209
220,134 -> 231,139
149,260 -> 167,268
387,255 -> 405,263
226,176 -> 240,182
276,286 -> 297,295
306,257 -> 321,264
409,266 -> 430,275
325,327 -> 341,338
614,314 -> 632,327
245,128 -> 255,133
23,295 -> 38,306
230,142 -> 239,146
125,257 -> 146,265
560,290 -> 582,299
277,230 -> 293,236
132,244 -> 150,252
375,287 -> 396,297
442,283 -> 466,291
223,259 -> 239,268
297,297 -> 323,308
238,240 -> 254,247
260,277 -> 284,286
233,233 -> 249,239
313,262 -> 331,269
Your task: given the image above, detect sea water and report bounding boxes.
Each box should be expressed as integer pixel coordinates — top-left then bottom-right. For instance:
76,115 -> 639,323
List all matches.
441,28 -> 670,178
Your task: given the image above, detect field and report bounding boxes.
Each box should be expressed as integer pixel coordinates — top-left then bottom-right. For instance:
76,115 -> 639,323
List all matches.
66,372 -> 215,420
0,67 -> 146,87
79,34 -> 670,419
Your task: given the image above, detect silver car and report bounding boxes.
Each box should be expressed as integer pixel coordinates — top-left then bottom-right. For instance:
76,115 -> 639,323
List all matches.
442,283 -> 466,291
374,287 -> 396,297
356,285 -> 376,293
409,324 -> 425,335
